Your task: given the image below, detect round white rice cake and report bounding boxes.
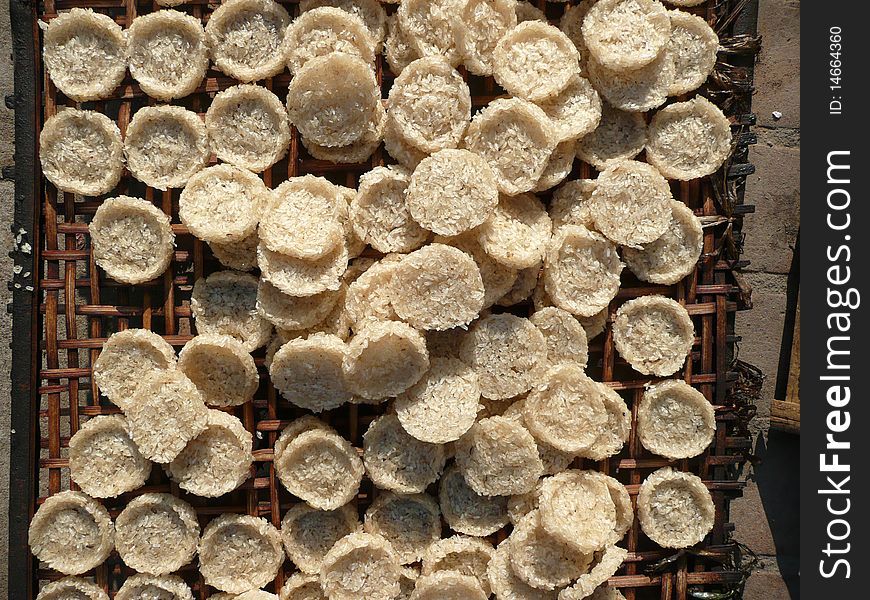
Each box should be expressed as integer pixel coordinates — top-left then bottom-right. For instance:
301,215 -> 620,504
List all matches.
336,185 -> 369,260
410,572 -> 488,600
502,401 -> 575,475
206,84 -> 291,173
439,465 -> 510,536
42,8 -> 126,102
613,295 -> 694,376
637,467 -> 714,548
92,328 -> 176,409
180,164 -> 267,245
199,514 -> 285,594
89,196 -> 174,285
496,263 -> 540,307
115,493 -> 199,574
407,149 -> 498,235
455,0 -> 518,76
638,379 -> 716,459
623,199 -> 703,284
258,241 -> 348,298
364,492 -> 441,564
191,270 -> 272,351
302,101 -> 386,165
237,592 -> 278,600
343,255 -> 402,327
493,21 -> 581,102
508,510 -> 592,591
646,96 -> 733,180
257,279 -> 341,332
582,0 -> 671,71
576,104 -> 647,169
126,370 -> 209,463
69,415 -> 151,498
351,166 -> 429,253
275,428 -> 364,509
459,313 -> 546,400
477,193 -> 552,270
388,57 -> 471,154
36,577 -> 109,600
397,0 -> 463,65
127,10 -> 209,101
559,545 -> 629,600
530,306 -> 589,368
39,109 -> 123,196
211,231 -> 260,272
587,51 -> 675,113
455,416 -> 543,496
667,11 -> 719,96
579,384 -> 632,462
29,491 -> 114,575
280,503 -> 360,575
343,320 -> 429,399
590,160 -> 673,247
543,224 -> 623,318
269,333 -> 354,412
320,532 -> 402,600
436,232 -> 519,309
206,0 -> 290,81
287,52 -> 380,148
550,179 -> 597,230
507,480 -> 542,526
260,176 -> 345,260
534,140 -> 576,192
391,244 -> 485,330
384,115 -> 429,169
299,0 -> 387,49
395,357 -> 481,444
464,98 -> 557,196
558,0 -> 595,73
538,470 -> 617,554
488,539 -> 558,600
523,363 -> 607,453
363,414 -> 446,493
285,7 -> 376,73
178,333 -> 258,407
385,14 -> 421,76
116,575 -> 193,600
421,535 -> 494,595
536,75 -> 601,143
124,105 -> 209,190
168,409 -> 254,496
578,472 -> 635,546
280,572 -> 327,600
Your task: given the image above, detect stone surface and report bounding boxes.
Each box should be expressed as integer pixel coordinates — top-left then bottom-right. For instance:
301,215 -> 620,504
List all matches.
731,480 -> 778,556
754,0 -> 801,130
743,568 -> 794,600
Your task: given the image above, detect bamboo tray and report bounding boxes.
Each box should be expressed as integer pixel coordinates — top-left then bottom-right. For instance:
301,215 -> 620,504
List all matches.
8,1 -> 760,598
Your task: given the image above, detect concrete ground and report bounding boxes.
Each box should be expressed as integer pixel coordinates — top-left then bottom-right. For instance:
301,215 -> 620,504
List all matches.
0,1 -> 799,599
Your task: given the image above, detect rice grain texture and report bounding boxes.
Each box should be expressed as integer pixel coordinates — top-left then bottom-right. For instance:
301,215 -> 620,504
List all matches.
280,572 -> 327,600
488,539 -> 558,600
28,490 -> 114,576
178,334 -> 259,407
455,0 -> 518,76
68,415 -> 151,498
191,270 -> 272,351
319,532 -> 402,600
538,471 -> 617,554
39,109 -> 123,196
582,0 -> 671,70
211,231 -> 260,272
42,8 -> 126,101
558,545 -> 630,600
258,240 -> 348,298
124,105 -> 209,190
206,84 -> 291,172
439,232 -> 520,308
623,199 -> 703,284
421,535 -> 494,595
534,140 -> 577,192
257,279 -> 342,332
530,306 -> 589,368
92,328 -> 177,409
363,414 -> 446,494
299,0 -> 387,48
637,467 -> 715,548
575,104 -> 647,169
397,0 -> 464,65
578,383 -> 632,462
535,75 -> 602,143
343,320 -> 430,399
439,465 -> 510,537
508,510 -> 592,591
478,193 -> 552,270
168,409 -> 254,497
285,7 -> 376,73
612,295 -> 694,376
127,10 -> 209,101
199,514 -> 285,594
269,333 -> 354,412
280,503 -> 360,575
550,179 -> 597,231
410,572 -> 488,600
89,196 -> 174,285
667,10 -> 719,96
502,400 -> 575,475
364,492 -> 442,564
115,574 -> 193,600
125,370 -> 209,464
206,0 -> 291,81
637,379 -> 716,459
36,577 -> 110,600
645,96 -> 733,180
351,165 -> 429,253
114,493 -> 200,575
587,51 -> 675,113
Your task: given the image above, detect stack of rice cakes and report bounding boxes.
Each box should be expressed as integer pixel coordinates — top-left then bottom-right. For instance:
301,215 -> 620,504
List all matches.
32,1 -> 731,599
